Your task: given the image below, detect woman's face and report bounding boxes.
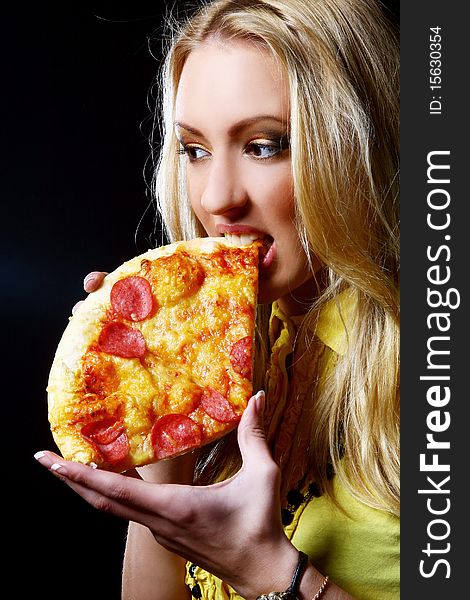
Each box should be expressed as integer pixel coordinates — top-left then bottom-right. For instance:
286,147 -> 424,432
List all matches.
175,39 -> 318,314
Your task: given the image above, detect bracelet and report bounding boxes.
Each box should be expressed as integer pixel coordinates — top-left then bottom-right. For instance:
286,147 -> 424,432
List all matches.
256,550 -> 309,600
311,575 -> 329,599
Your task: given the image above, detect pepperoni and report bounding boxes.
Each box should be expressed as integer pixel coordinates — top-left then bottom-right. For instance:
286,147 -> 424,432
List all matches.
98,322 -> 146,358
230,336 -> 253,379
81,418 -> 130,464
151,414 -> 202,460
201,389 -> 239,423
110,276 -> 154,321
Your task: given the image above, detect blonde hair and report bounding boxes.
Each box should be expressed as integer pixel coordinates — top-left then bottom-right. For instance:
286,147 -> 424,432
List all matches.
151,0 -> 400,516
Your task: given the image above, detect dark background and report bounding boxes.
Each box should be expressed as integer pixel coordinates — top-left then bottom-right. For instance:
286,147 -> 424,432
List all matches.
3,2 -> 174,597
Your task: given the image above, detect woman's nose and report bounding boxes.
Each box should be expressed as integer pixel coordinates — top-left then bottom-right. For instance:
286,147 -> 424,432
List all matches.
200,155 -> 248,216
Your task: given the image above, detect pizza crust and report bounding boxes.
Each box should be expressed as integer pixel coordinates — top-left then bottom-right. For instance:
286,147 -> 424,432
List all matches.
47,237 -> 258,470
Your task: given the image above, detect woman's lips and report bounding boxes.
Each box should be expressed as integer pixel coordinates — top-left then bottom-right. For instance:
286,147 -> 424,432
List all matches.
216,224 -> 264,236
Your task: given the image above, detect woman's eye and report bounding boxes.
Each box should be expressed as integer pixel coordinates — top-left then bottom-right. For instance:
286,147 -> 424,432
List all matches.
179,145 -> 210,161
245,139 -> 287,160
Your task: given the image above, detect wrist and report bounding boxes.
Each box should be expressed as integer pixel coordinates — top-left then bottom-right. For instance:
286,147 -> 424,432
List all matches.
256,551 -> 309,600
237,541 -> 330,600
234,538 -> 300,600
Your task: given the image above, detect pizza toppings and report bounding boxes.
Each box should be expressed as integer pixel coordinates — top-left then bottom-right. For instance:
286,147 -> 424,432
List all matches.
201,388 -> 240,423
98,322 -> 146,358
144,252 -> 206,306
110,276 -> 155,321
81,418 -> 130,464
230,336 -> 253,379
151,414 -> 202,459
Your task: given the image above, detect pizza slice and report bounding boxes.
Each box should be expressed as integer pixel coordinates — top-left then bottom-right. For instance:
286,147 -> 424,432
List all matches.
47,237 -> 260,472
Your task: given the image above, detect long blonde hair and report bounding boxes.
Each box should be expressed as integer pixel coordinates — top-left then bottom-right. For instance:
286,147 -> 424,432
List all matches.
151,0 -> 400,516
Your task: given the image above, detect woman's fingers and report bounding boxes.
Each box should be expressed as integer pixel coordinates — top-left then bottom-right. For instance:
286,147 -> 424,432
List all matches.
34,450 -> 207,558
55,471 -> 152,525
71,271 -> 108,315
34,451 -> 189,524
83,271 -> 108,293
237,391 -> 275,471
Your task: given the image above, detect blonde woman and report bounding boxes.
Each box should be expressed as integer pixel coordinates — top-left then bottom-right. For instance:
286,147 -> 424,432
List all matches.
35,1 -> 400,598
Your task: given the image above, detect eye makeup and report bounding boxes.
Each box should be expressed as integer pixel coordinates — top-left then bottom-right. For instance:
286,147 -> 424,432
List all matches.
177,132 -> 290,163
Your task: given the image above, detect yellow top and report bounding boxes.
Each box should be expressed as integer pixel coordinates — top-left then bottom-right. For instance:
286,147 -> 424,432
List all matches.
185,295 -> 400,599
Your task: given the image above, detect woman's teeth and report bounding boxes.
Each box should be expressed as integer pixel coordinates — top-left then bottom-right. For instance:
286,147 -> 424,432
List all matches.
223,233 -> 261,246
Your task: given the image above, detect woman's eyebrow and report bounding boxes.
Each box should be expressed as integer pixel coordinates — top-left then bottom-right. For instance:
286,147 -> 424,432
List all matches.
174,115 -> 287,137
174,122 -> 203,136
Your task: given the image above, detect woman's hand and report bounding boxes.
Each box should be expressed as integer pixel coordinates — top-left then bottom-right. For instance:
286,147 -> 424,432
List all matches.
35,391 -> 300,599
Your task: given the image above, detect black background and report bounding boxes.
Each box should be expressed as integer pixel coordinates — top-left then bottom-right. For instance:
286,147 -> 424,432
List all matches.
3,2 -> 172,597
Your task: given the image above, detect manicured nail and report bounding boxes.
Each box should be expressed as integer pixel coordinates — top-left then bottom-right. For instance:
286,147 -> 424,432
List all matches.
34,451 -> 45,460
84,272 -> 97,284
83,271 -> 107,292
254,390 -> 265,416
50,463 -> 68,476
83,272 -> 100,292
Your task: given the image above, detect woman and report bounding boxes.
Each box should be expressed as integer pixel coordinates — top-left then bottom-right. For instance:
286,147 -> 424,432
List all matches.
35,1 -> 400,598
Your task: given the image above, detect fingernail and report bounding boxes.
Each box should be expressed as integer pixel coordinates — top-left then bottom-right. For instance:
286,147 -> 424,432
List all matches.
83,272 -> 100,291
50,463 -> 68,476
254,390 -> 265,415
34,451 -> 45,460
